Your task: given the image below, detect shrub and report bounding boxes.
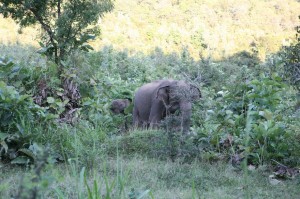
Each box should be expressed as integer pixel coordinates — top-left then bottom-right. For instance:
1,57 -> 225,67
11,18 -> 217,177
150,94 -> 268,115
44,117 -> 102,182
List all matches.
195,73 -> 300,166
0,56 -> 59,164
0,80 -> 48,163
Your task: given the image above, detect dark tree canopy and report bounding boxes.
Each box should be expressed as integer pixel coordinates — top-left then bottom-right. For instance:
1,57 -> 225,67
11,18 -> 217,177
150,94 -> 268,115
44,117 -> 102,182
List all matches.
0,0 -> 114,66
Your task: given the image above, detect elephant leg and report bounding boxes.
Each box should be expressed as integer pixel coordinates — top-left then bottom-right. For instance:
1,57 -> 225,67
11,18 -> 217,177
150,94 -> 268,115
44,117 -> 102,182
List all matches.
133,107 -> 140,127
149,101 -> 165,129
133,107 -> 145,129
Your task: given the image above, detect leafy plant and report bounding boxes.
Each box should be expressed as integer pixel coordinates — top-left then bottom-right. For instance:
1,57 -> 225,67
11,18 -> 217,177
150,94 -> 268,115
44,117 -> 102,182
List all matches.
198,73 -> 299,165
0,80 -> 43,162
0,57 -> 59,164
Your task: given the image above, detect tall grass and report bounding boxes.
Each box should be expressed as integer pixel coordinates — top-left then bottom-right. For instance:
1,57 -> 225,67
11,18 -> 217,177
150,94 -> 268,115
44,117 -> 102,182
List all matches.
37,156 -> 300,198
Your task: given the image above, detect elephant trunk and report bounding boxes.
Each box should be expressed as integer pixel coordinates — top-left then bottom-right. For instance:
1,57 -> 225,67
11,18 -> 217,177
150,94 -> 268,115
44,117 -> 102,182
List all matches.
180,102 -> 192,133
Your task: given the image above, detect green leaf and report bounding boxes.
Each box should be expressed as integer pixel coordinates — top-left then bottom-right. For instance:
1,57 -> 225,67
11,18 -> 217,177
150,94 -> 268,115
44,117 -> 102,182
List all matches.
225,110 -> 233,115
45,113 -> 59,120
207,110 -> 215,114
83,100 -> 93,106
18,94 -> 31,102
0,140 -> 8,153
90,78 -> 96,85
264,110 -> 273,120
124,103 -> 133,115
47,97 -> 55,104
226,119 -> 235,125
54,188 -> 66,198
137,190 -> 151,199
259,110 -> 273,120
16,123 -> 24,135
18,148 -> 36,161
0,132 -> 9,140
11,156 -> 31,164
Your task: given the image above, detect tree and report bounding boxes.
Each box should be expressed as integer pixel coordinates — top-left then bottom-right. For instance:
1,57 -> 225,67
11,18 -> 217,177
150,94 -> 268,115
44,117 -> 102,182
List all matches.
280,15 -> 300,91
0,0 -> 114,122
0,0 -> 114,70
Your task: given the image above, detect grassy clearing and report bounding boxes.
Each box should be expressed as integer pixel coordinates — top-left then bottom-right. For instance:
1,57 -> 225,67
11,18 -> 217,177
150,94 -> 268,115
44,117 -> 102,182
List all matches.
1,155 -> 300,199
1,130 -> 299,199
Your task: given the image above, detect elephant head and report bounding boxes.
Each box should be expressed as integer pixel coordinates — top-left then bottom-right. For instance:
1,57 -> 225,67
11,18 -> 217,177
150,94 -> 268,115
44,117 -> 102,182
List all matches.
110,98 -> 131,115
133,80 -> 201,133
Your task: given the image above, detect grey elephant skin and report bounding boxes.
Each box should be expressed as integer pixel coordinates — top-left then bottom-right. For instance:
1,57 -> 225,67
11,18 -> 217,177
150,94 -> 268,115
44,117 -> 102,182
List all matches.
110,99 -> 131,115
133,79 -> 201,133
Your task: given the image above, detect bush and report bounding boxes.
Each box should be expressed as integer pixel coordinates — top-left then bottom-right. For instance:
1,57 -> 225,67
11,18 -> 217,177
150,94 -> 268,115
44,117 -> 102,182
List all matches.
0,80 -> 47,163
194,73 -> 300,166
0,56 -> 59,164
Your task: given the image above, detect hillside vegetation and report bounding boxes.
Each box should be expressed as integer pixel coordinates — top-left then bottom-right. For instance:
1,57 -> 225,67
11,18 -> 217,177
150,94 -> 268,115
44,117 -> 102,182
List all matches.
1,0 -> 300,59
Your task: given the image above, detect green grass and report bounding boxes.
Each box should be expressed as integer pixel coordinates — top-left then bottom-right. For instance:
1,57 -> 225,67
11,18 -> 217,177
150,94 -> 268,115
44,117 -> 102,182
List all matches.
1,155 -> 299,199
0,129 -> 299,199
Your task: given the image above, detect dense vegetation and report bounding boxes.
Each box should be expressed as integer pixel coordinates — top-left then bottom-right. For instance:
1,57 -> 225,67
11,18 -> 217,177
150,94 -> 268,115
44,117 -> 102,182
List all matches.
0,0 -> 299,198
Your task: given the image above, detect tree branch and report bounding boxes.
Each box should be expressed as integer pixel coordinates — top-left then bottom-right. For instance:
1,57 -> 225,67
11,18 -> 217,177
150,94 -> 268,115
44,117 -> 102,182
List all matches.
29,7 -> 58,64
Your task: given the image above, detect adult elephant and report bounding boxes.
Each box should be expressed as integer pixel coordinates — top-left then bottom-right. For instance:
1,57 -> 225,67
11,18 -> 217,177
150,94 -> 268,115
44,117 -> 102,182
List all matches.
133,79 -> 201,133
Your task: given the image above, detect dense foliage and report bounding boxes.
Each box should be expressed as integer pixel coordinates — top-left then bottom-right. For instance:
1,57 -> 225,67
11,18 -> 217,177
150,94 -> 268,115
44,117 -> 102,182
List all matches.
1,41 -> 299,166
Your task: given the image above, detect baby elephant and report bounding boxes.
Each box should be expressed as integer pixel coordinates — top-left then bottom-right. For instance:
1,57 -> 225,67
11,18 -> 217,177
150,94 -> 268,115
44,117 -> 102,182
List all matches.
110,98 -> 131,115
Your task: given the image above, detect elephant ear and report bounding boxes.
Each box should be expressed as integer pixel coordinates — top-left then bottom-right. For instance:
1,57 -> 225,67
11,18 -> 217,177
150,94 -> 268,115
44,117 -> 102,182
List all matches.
156,81 -> 174,102
156,86 -> 169,102
190,85 -> 202,101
